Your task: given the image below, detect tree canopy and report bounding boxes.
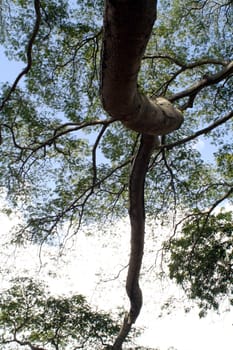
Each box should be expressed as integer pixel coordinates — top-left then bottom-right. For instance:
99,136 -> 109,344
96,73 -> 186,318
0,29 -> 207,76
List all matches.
0,277 -> 122,350
0,0 -> 232,349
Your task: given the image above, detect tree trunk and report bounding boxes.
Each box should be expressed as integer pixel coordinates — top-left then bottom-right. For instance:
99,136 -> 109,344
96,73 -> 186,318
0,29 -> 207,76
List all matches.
101,0 -> 183,135
100,1 -> 184,349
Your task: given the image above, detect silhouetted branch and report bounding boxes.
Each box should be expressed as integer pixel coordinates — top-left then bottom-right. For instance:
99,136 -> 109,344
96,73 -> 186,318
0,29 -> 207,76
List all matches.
169,60 -> 233,106
160,110 -> 233,150
144,55 -> 228,97
92,124 -> 108,186
143,54 -> 227,68
0,0 -> 41,111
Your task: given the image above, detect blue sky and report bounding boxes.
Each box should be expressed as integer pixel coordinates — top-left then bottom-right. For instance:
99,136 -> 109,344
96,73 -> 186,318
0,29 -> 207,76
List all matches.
1,43 -> 232,350
0,208 -> 232,350
0,45 -> 218,167
0,46 -> 24,83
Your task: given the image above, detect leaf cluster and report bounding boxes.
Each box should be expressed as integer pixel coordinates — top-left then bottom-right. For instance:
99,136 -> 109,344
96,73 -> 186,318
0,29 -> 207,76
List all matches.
168,211 -> 233,316
0,277 -> 121,349
0,0 -> 232,315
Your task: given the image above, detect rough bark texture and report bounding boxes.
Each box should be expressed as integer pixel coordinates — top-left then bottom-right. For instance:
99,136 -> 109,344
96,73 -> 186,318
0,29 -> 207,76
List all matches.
101,0 -> 183,135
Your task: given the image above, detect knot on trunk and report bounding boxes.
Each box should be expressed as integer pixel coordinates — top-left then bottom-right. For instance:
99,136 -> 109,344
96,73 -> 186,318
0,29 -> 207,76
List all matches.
122,96 -> 183,135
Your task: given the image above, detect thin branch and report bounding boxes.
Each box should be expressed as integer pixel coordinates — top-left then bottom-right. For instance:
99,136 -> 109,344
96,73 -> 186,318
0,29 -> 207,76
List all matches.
2,119 -> 114,178
3,118 -> 114,152
166,184 -> 233,250
101,264 -> 129,283
160,110 -> 233,150
144,55 -> 228,97
143,54 -> 227,68
92,124 -> 108,186
53,30 -> 102,70
0,0 -> 41,111
169,60 -> 233,104
204,186 -> 233,225
49,119 -> 113,147
3,335 -> 47,350
24,156 -> 132,247
161,148 -> 177,225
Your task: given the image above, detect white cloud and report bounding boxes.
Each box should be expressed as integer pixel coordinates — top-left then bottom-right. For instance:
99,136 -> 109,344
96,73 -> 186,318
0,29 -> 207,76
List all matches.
193,138 -> 205,151
0,209 -> 232,350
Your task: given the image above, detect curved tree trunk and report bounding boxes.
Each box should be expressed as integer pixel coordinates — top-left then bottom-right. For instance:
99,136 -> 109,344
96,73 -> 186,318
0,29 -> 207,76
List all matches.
101,0 -> 183,136
100,1 -> 184,349
111,134 -> 156,350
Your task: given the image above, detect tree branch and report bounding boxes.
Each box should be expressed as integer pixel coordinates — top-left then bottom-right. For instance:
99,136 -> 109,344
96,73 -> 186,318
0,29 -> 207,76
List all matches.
161,147 -> 177,215
18,156 -> 132,246
101,0 -> 183,136
92,124 -> 108,186
112,134 -> 156,349
0,0 -> 41,111
160,110 -> 233,150
169,60 -> 233,106
2,118 -> 114,173
143,54 -> 227,68
143,55 -> 228,97
2,334 -> 47,350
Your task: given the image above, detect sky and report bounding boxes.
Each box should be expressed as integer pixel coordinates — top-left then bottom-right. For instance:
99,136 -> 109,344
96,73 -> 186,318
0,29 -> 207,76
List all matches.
0,47 -> 24,83
0,44 -> 219,167
0,37 -> 232,350
0,206 -> 232,350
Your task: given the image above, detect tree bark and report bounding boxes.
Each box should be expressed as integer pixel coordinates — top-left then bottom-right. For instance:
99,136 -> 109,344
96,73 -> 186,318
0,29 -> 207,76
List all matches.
101,0 -> 183,135
100,1 -> 184,349
112,134 -> 156,350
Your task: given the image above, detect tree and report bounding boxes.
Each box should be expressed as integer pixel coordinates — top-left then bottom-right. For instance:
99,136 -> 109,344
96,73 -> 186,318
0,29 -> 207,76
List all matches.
0,277 -> 122,350
168,211 -> 233,317
0,0 -> 232,349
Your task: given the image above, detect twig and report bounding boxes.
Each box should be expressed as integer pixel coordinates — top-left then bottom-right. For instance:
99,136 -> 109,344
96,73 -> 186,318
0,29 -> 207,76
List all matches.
0,0 -> 41,111
160,110 -> 233,150
169,60 -> 233,104
92,124 -> 108,186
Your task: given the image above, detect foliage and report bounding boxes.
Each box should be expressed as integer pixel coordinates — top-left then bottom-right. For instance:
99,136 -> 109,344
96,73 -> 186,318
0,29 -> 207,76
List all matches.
0,277 -> 122,350
0,0 -> 232,335
168,211 -> 233,316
